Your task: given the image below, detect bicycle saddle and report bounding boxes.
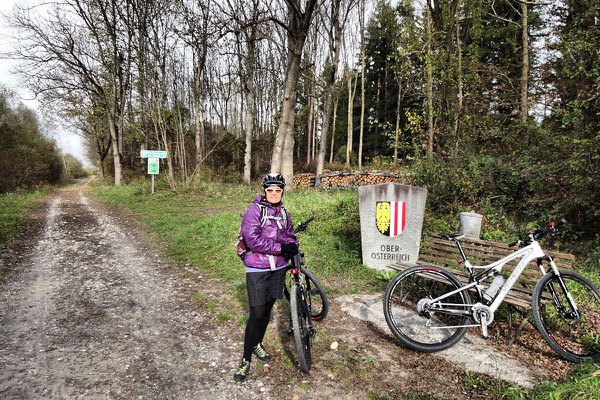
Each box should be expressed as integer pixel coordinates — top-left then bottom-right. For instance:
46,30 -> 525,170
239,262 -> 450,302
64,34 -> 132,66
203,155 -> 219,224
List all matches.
440,233 -> 468,240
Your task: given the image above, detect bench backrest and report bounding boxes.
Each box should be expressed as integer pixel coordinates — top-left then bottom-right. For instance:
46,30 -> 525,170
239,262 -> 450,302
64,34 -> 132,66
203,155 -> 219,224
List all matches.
419,233 -> 575,288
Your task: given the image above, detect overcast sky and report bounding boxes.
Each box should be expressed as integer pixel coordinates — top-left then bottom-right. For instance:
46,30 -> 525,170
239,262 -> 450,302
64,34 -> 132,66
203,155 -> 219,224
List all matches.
0,0 -> 88,166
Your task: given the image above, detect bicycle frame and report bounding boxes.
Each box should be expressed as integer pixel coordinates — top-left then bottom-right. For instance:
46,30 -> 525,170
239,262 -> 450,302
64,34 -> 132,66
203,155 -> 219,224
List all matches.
427,237 -> 561,315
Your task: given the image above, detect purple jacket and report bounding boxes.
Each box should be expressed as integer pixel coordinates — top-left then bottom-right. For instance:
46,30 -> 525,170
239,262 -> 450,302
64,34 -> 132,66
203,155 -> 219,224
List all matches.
241,195 -> 298,269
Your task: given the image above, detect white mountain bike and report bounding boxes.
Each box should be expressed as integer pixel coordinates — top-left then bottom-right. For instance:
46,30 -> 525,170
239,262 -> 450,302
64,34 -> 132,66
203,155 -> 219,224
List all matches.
383,221 -> 600,363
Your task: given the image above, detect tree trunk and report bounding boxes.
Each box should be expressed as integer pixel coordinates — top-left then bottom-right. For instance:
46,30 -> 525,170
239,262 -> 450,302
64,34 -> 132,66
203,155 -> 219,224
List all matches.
243,91 -> 254,184
520,1 -> 528,124
329,96 -> 338,164
346,71 -> 355,168
243,39 -> 256,184
306,84 -> 314,165
194,62 -> 204,165
454,7 -> 463,154
394,80 -> 402,163
270,0 -> 319,189
374,76 -> 381,145
426,6 -> 434,154
107,114 -> 122,186
312,94 -> 318,161
271,50 -> 302,179
96,158 -> 105,180
281,120 -> 295,188
358,0 -> 366,170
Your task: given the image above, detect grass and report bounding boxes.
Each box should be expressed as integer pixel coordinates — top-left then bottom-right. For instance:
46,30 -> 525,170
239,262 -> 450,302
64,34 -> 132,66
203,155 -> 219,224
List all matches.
91,179 -> 389,297
0,188 -> 52,248
91,178 -> 600,398
462,363 -> 600,400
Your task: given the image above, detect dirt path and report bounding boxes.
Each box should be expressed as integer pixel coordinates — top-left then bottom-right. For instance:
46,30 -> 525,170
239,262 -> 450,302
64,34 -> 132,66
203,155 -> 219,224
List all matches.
0,183 -> 267,399
0,182 -> 572,399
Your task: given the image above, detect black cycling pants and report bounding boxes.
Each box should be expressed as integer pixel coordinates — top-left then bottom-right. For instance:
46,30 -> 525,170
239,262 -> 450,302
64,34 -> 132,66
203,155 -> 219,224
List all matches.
242,298 -> 275,361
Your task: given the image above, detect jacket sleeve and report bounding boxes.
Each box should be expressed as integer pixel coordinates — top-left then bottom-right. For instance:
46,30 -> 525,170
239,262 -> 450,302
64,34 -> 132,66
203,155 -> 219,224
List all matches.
241,205 -> 283,255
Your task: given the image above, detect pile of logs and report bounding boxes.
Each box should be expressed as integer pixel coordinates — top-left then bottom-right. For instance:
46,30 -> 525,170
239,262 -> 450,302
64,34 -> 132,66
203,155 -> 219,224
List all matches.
293,173 -> 316,189
293,170 -> 409,189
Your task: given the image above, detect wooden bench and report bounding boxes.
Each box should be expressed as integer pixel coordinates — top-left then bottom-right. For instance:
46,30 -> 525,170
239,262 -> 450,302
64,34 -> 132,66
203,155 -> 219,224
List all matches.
388,232 -> 575,342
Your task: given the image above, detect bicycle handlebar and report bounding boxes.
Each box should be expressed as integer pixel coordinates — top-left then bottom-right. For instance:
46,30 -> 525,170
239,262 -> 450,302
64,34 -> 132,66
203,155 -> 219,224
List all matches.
294,217 -> 314,234
508,219 -> 565,247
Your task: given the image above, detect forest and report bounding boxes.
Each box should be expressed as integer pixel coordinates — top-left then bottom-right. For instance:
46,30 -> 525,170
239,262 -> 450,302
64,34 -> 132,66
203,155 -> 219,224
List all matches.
1,0 -> 599,241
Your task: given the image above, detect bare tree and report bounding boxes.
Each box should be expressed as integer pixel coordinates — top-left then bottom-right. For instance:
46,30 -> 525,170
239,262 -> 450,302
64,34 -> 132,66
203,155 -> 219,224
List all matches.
315,0 -> 355,185
345,67 -> 358,167
220,0 -> 266,183
357,0 -> 365,169
175,0 -> 214,166
7,0 -> 134,185
269,0 -> 319,188
490,0 -> 530,124
425,4 -> 434,154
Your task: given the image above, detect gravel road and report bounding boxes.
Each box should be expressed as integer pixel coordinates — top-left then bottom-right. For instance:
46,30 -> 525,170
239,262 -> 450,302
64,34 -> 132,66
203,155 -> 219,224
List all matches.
0,183 -> 269,399
0,182 -> 571,400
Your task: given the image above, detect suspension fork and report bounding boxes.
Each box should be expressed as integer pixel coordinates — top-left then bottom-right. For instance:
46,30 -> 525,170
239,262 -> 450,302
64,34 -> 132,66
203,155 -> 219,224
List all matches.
537,257 -> 580,319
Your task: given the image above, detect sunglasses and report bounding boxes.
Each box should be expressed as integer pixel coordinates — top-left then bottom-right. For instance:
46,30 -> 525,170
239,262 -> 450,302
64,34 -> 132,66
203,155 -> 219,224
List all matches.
266,188 -> 283,194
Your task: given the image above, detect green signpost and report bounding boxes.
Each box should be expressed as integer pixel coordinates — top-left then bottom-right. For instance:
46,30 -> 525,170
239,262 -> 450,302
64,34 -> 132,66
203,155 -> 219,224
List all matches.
141,150 -> 167,158
140,150 -> 167,193
147,157 -> 160,175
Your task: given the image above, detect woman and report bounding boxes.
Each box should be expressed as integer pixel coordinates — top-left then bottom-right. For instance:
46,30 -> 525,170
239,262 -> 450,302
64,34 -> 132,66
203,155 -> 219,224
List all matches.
233,173 -> 298,382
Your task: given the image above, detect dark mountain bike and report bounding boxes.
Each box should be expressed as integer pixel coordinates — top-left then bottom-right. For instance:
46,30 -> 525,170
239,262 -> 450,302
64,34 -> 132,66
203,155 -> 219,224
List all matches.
283,217 -> 328,322
285,217 -> 329,371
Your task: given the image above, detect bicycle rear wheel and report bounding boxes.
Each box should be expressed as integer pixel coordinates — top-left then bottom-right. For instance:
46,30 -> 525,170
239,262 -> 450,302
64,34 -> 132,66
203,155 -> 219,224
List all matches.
284,266 -> 329,321
532,270 -> 600,363
290,285 -> 312,371
383,265 -> 471,352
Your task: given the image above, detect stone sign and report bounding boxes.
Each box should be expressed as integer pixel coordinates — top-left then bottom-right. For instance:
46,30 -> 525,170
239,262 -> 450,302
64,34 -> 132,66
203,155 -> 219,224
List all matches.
358,183 -> 427,270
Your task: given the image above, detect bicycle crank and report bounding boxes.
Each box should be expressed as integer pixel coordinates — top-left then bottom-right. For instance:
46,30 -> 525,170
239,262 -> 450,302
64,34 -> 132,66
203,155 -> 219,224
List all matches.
471,303 -> 494,338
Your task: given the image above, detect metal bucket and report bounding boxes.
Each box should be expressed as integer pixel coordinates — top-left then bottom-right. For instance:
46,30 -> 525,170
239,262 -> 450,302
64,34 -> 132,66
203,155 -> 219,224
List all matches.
458,212 -> 483,239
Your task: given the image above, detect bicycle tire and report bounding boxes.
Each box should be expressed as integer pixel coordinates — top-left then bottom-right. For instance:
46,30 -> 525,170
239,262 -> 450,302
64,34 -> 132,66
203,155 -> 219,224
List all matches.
290,285 -> 312,372
284,266 -> 329,321
532,270 -> 600,363
383,265 -> 471,353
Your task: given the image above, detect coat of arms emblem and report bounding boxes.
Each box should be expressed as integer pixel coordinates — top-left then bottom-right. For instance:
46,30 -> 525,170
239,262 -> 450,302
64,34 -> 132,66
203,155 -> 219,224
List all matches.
376,201 -> 406,237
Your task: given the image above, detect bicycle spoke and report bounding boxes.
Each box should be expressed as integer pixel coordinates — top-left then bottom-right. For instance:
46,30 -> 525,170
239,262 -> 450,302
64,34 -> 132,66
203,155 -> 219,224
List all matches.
384,266 -> 471,352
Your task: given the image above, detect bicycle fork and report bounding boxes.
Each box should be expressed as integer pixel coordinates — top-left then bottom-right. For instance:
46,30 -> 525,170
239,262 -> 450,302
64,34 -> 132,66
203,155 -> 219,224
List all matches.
537,257 -> 581,319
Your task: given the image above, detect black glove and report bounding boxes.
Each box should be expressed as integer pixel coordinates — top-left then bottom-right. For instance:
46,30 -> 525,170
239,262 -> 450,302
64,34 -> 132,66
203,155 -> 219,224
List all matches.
281,242 -> 299,259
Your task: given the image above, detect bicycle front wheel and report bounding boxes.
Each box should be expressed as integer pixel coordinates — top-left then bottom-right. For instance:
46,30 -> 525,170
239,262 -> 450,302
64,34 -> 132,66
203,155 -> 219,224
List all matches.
284,266 -> 329,321
302,267 -> 329,321
290,285 -> 312,371
532,270 -> 600,363
383,265 -> 471,353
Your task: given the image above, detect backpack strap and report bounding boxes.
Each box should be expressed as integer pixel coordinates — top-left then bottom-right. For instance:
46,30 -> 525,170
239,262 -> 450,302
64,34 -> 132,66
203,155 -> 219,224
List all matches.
257,204 -> 267,227
280,206 -> 288,228
258,204 -> 288,229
